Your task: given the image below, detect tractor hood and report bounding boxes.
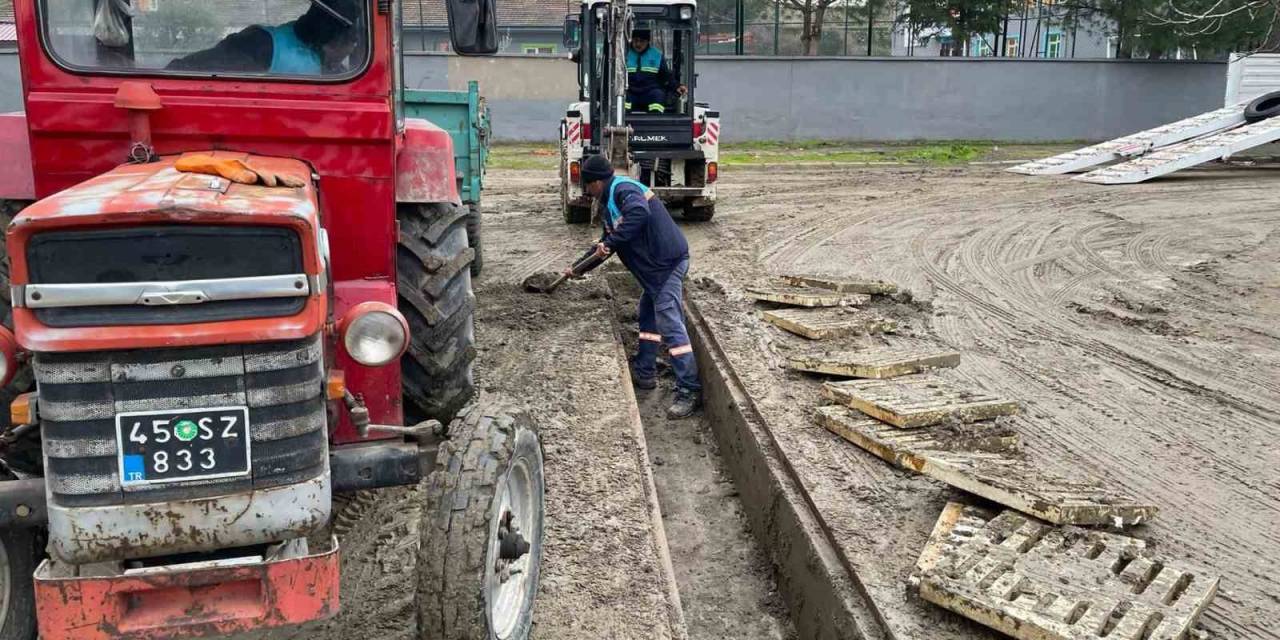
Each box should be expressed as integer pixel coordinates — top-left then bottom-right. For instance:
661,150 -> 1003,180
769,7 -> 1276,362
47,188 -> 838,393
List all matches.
14,152 -> 317,226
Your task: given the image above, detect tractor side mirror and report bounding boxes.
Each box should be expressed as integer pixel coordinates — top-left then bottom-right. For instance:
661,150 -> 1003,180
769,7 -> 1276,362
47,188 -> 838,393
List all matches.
447,0 -> 499,55
563,15 -> 581,50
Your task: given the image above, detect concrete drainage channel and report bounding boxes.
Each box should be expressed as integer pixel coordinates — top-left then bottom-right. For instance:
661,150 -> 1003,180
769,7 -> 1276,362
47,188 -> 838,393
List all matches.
606,271 -> 857,640
676,292 -> 893,640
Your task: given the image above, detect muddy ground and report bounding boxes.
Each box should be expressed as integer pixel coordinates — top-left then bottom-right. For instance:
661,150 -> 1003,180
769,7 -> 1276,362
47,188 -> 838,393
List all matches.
482,156 -> 1279,639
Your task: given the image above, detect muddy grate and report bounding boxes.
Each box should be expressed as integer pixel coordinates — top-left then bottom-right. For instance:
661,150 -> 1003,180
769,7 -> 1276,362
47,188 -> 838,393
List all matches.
761,307 -> 897,340
823,376 -> 1019,428
745,285 -> 871,308
915,502 -> 1218,640
780,275 -> 899,295
814,406 -> 1157,526
788,343 -> 961,379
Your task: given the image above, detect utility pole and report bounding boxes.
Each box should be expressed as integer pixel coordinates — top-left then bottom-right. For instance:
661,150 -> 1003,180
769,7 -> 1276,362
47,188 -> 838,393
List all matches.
866,0 -> 873,56
735,0 -> 745,55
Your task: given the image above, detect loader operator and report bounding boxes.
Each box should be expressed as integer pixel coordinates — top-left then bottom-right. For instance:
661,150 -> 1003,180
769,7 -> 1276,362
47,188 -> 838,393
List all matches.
573,155 -> 702,419
167,0 -> 359,75
625,29 -> 687,113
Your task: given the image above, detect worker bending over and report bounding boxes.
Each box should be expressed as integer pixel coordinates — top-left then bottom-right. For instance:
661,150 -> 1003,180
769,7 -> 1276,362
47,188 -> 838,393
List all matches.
626,29 -> 687,113
571,155 -> 702,418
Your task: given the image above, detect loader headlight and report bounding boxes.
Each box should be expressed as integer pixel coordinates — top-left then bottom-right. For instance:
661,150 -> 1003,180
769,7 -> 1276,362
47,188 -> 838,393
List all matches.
679,6 -> 693,20
340,302 -> 409,367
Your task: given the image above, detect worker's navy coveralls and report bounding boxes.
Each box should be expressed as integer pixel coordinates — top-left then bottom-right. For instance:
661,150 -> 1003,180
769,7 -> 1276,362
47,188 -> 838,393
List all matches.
600,177 -> 701,393
626,46 -> 675,113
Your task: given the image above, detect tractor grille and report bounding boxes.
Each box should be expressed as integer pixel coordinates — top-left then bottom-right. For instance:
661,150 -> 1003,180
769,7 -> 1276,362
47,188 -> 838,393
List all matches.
25,225 -> 306,327
36,336 -> 328,508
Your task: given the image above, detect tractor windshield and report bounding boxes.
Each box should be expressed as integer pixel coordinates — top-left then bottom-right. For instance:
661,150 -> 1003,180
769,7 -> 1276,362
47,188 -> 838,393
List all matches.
40,0 -> 370,79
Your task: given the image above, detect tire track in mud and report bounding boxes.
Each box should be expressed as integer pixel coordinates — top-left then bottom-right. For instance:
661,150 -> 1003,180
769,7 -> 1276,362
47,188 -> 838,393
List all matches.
901,189 -> 1280,640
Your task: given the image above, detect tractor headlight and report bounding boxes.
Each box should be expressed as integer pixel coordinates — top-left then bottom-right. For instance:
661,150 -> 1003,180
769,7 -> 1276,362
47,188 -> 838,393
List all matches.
0,326 -> 16,387
680,6 -> 693,20
340,302 -> 409,367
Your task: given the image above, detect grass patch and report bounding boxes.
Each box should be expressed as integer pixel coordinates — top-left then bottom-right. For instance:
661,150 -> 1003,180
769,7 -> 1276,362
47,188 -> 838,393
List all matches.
719,143 -> 983,166
484,140 -> 1080,170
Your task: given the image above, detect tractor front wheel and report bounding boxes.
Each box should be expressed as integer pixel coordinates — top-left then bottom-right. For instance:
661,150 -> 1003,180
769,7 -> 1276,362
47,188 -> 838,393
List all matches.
0,477 -> 37,640
417,398 -> 545,640
397,202 -> 478,425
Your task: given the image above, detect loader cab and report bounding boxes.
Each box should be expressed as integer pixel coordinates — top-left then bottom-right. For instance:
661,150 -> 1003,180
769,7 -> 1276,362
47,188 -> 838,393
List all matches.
574,0 -> 697,149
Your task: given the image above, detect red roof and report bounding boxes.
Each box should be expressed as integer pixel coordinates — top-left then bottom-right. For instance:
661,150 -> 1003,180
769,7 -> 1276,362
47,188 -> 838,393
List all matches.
402,0 -> 574,28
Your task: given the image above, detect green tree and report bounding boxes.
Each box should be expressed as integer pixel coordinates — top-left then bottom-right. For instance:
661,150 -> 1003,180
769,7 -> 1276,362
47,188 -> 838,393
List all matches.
896,0 -> 1021,54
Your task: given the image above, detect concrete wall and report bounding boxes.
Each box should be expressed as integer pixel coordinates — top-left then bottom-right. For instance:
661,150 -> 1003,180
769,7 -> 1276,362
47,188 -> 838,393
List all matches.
406,53 -> 1227,142
1,50 -> 1228,143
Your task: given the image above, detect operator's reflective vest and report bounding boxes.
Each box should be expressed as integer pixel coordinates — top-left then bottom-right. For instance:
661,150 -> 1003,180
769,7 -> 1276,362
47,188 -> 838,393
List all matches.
266,22 -> 323,75
605,176 -> 653,231
625,46 -> 666,111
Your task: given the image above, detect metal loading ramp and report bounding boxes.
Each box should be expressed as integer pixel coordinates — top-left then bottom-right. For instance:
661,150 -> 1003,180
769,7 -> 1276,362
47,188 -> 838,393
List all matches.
1009,53 -> 1280,184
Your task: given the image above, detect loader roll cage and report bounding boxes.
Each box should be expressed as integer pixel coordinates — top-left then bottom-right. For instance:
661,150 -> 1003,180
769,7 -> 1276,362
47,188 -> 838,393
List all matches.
576,1 -> 696,147
37,0 -> 372,80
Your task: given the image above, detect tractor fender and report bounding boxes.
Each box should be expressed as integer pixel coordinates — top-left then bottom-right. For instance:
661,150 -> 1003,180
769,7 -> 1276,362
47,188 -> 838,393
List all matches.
396,118 -> 460,205
0,113 -> 34,201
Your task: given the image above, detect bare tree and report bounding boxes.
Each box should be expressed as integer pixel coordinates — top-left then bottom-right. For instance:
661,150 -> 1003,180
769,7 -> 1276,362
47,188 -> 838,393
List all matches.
778,0 -> 845,54
1151,0 -> 1280,51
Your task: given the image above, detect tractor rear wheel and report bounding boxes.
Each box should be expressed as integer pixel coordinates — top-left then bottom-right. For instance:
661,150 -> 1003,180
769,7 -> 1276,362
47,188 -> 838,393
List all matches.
417,398 -> 545,640
397,202 -> 478,425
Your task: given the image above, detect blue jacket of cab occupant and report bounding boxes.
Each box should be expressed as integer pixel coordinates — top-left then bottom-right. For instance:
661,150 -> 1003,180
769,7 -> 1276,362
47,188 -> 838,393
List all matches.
266,22 -> 323,75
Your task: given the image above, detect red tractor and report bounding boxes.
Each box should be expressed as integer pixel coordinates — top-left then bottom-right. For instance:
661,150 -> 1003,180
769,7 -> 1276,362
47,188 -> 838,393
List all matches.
0,1 -> 545,639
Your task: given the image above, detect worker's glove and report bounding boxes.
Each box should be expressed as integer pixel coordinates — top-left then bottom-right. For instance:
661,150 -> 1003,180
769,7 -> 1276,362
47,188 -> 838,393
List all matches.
246,163 -> 307,188
175,154 -> 307,188
175,154 -> 257,185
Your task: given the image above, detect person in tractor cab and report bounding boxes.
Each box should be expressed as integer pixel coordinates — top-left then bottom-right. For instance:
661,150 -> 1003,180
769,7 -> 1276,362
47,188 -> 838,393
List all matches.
167,0 -> 360,75
626,29 -> 687,114
572,155 -> 702,418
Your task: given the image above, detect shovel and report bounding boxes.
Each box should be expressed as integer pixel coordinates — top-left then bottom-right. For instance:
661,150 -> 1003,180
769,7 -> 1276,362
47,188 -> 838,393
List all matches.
523,245 -> 612,294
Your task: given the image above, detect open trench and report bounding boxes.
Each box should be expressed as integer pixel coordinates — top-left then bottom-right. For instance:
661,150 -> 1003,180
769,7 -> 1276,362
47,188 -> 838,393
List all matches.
605,271 -> 797,640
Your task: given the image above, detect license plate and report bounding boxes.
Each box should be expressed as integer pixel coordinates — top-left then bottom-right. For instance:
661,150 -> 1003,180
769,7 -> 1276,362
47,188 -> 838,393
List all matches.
116,407 -> 251,486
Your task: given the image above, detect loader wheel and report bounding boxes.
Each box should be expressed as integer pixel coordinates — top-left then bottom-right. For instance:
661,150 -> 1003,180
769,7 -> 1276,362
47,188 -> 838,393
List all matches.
466,203 -> 484,278
683,203 -> 716,222
0,477 -> 37,640
417,399 -> 545,640
0,201 -> 38,475
397,202 -> 477,425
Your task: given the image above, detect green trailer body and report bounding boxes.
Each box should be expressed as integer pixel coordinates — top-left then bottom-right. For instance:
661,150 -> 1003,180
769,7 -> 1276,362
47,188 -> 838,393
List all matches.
404,81 -> 490,206
404,81 -> 491,275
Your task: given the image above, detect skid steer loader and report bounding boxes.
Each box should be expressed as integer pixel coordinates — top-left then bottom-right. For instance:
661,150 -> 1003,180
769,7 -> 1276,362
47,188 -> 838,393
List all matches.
558,0 -> 721,223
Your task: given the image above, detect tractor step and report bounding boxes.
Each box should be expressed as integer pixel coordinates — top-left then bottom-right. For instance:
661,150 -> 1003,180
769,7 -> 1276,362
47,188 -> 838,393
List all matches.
761,307 -> 896,340
746,285 -> 870,308
780,275 -> 898,295
788,342 -> 960,379
914,503 -> 1218,640
814,406 -> 1157,526
822,376 -> 1018,428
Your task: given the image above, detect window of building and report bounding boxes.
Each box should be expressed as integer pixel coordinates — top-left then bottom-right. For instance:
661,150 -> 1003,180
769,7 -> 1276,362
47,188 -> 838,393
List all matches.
972,38 -> 993,57
1005,36 -> 1020,57
523,43 -> 556,55
1045,32 -> 1063,58
939,37 -> 960,57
